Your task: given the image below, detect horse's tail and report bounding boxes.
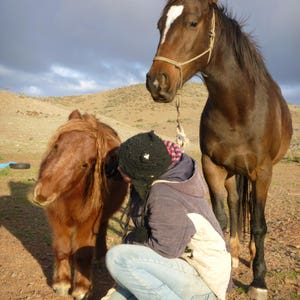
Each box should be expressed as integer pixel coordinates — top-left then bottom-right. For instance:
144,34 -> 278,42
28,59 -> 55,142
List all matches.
236,175 -> 251,239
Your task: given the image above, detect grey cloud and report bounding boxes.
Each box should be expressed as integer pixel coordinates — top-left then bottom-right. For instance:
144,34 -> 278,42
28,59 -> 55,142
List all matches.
0,0 -> 299,103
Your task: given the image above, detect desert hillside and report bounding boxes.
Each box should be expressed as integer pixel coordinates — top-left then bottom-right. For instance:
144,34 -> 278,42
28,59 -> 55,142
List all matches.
1,82 -> 299,161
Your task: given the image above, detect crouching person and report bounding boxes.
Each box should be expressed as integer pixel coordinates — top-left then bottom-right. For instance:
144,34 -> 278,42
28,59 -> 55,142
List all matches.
104,131 -> 233,300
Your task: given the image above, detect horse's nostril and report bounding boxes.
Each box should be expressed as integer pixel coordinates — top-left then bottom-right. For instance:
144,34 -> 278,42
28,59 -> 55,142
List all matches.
159,73 -> 169,89
157,73 -> 169,90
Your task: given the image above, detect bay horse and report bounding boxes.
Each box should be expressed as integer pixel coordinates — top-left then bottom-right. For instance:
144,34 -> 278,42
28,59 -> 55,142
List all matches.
146,1 -> 293,299
31,110 -> 128,300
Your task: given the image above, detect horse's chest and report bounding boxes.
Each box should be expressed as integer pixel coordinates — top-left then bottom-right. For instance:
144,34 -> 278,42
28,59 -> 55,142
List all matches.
201,116 -> 248,149
201,117 -> 259,173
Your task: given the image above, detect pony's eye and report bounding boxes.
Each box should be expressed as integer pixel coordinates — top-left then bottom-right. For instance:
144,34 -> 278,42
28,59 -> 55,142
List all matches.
189,21 -> 198,28
82,163 -> 89,169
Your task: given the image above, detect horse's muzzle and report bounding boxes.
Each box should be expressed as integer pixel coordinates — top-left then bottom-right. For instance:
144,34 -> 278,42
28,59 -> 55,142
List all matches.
146,72 -> 175,103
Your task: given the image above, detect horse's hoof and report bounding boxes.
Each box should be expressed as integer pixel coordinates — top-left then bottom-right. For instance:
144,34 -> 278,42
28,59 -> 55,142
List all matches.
232,257 -> 239,268
248,286 -> 268,300
52,282 -> 71,296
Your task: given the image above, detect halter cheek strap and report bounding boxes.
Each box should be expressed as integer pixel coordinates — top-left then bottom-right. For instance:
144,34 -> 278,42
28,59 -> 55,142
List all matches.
153,9 -> 216,88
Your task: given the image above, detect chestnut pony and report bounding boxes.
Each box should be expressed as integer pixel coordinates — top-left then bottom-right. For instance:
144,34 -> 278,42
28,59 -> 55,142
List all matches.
146,1 -> 292,299
32,110 -> 128,300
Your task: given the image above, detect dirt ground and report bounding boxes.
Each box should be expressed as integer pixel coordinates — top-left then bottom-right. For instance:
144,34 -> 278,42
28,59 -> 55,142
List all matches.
0,84 -> 299,299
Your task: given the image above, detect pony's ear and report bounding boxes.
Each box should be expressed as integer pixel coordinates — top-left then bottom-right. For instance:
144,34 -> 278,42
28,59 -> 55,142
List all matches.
209,0 -> 218,3
68,109 -> 82,120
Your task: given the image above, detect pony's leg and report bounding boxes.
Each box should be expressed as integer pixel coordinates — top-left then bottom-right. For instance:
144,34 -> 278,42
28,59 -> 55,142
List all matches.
95,219 -> 109,261
225,176 -> 240,268
202,154 -> 228,231
72,211 -> 101,300
248,164 -> 272,300
95,179 -> 128,262
48,216 -> 72,296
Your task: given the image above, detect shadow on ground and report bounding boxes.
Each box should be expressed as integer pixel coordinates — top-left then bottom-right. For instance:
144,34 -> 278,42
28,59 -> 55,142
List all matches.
0,180 -> 123,299
0,181 -> 54,287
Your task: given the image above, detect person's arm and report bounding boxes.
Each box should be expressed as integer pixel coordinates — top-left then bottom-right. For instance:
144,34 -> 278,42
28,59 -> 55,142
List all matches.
144,187 -> 195,258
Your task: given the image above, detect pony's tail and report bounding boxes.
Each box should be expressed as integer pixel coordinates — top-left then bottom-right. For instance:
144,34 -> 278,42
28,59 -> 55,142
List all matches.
236,175 -> 251,239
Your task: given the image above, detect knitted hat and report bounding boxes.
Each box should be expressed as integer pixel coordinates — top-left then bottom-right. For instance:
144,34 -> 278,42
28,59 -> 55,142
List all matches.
118,131 -> 171,182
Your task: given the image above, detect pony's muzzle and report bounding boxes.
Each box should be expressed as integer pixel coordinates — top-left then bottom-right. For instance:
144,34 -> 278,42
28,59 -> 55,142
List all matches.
32,182 -> 58,207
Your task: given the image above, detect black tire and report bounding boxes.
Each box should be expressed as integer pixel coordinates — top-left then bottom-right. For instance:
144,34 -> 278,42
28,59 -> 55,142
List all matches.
9,163 -> 31,169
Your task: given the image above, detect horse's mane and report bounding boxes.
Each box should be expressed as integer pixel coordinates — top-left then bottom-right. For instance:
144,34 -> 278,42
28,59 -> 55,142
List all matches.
216,5 -> 270,83
163,1 -> 270,83
42,113 -> 120,211
164,0 -> 184,10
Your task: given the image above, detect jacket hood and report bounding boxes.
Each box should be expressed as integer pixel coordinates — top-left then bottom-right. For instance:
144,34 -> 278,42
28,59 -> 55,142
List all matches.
157,154 -> 207,199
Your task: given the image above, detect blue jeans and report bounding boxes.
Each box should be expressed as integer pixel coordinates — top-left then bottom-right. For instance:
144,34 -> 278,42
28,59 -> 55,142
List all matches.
105,244 -> 216,300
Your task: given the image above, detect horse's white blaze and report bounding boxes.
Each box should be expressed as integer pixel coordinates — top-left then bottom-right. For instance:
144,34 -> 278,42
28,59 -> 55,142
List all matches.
161,5 -> 184,44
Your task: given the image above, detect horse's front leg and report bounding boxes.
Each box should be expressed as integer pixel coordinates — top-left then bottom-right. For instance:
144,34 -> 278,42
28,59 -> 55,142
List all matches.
248,164 -> 271,300
72,210 -> 101,300
47,212 -> 72,296
225,175 -> 240,268
202,154 -> 229,231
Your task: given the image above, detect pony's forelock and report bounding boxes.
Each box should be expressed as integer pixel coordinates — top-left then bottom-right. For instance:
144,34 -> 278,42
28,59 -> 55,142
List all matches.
41,113 -> 121,211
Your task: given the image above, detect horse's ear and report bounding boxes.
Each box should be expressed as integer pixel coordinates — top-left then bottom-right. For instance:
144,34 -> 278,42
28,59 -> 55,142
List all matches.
68,109 -> 82,120
209,0 -> 218,3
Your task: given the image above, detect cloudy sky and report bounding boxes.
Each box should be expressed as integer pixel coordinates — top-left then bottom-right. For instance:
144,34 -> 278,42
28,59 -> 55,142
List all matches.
0,0 -> 299,104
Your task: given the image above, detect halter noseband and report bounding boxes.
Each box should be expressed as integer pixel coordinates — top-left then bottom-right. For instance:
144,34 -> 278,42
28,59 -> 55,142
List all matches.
153,9 -> 216,88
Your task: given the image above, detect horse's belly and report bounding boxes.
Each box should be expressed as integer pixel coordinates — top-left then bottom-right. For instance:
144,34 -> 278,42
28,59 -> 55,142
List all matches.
206,141 -> 258,175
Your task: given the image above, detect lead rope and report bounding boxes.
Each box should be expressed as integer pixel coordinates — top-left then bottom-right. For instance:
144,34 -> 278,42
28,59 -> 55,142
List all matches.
175,92 -> 189,149
120,199 -> 131,242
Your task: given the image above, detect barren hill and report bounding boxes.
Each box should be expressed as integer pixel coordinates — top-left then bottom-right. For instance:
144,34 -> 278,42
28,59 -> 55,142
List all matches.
1,82 -> 299,160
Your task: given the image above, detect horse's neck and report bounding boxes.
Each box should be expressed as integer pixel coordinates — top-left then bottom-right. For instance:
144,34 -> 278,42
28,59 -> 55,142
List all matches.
203,43 -> 256,113
204,68 -> 253,111
202,11 -> 266,110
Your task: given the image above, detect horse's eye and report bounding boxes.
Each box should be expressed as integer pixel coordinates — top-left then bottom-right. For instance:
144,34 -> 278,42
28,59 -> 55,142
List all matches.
189,21 -> 198,28
185,14 -> 199,29
82,163 -> 89,169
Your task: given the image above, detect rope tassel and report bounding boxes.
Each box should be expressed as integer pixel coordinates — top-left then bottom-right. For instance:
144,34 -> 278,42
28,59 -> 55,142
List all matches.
175,93 -> 189,149
176,124 -> 189,149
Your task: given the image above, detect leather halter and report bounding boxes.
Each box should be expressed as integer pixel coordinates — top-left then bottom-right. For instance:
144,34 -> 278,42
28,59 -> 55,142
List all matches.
153,9 -> 216,88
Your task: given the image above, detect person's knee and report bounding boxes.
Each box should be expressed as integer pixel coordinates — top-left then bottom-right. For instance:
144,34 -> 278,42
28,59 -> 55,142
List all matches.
106,244 -> 123,273
105,244 -> 135,275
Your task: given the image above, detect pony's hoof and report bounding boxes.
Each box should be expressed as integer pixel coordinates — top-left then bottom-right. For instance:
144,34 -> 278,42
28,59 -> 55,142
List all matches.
100,288 -> 116,300
52,282 -> 71,296
72,287 -> 90,300
248,286 -> 268,300
232,257 -> 239,268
